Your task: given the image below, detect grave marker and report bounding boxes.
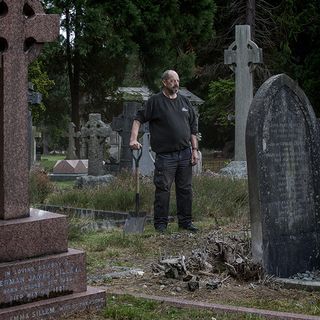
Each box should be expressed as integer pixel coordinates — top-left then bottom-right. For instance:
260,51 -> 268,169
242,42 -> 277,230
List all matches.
0,1 -> 105,317
138,132 -> 155,176
112,101 -> 142,170
246,74 -> 320,277
225,25 -> 262,161
66,122 -> 79,160
0,0 -> 58,219
81,113 -> 111,176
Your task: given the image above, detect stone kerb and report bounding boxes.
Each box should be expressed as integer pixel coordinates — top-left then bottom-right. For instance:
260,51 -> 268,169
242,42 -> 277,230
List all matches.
246,73 -> 320,277
53,159 -> 88,174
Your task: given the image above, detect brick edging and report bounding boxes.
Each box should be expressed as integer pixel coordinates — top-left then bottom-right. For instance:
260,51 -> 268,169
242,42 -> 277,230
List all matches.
105,289 -> 320,320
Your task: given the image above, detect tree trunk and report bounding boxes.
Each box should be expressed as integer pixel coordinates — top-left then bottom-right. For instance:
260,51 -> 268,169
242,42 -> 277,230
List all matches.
65,6 -> 81,157
246,0 -> 256,39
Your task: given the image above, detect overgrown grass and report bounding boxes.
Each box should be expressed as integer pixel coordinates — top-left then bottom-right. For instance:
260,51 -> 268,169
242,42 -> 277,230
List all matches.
104,295 -> 265,320
42,172 -> 249,224
192,175 -> 249,223
45,171 -> 155,212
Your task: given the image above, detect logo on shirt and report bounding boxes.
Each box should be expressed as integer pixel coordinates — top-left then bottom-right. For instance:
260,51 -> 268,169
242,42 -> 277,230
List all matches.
181,107 -> 188,112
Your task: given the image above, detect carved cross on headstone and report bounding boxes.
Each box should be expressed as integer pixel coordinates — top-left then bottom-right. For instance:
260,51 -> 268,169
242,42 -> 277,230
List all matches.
81,114 -> 111,176
224,25 -> 263,161
65,122 -> 80,160
0,0 -> 59,219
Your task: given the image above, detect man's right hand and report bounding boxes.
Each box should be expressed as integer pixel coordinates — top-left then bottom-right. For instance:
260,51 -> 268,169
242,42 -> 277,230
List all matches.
129,140 -> 142,150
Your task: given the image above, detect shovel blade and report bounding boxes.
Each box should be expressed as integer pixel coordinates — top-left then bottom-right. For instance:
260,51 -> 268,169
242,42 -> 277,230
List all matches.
123,211 -> 147,234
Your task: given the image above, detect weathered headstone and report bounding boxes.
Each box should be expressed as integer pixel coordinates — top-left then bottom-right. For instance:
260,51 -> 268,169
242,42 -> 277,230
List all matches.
81,113 -> 111,176
66,121 -> 79,160
28,82 -> 42,167
138,132 -> 155,176
224,25 -> 263,161
112,101 -> 142,170
246,74 -> 320,277
0,1 -> 105,318
31,126 -> 41,163
107,130 -> 122,164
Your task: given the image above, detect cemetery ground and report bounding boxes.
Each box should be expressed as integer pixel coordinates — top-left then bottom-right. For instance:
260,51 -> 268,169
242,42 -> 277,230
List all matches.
30,156 -> 320,319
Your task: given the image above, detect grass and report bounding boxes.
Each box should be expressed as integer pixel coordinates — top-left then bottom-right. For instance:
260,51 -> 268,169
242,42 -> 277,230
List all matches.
103,295 -> 265,320
40,173 -> 248,226
65,222 -> 320,318
40,154 -> 65,172
36,155 -> 249,226
35,155 -> 320,319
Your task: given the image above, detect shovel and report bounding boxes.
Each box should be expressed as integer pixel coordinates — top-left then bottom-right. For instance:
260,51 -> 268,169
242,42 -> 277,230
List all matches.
123,148 -> 147,234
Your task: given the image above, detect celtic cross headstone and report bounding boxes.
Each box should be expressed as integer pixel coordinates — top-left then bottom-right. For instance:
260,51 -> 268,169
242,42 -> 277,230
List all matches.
0,3 -> 106,318
81,113 -> 111,176
0,0 -> 59,219
224,25 -> 262,161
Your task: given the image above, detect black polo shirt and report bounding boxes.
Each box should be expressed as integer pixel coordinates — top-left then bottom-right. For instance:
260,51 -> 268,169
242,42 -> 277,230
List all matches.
135,92 -> 198,154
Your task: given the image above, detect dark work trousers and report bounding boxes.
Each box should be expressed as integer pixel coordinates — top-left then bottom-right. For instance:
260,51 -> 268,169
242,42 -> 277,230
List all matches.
153,147 -> 193,228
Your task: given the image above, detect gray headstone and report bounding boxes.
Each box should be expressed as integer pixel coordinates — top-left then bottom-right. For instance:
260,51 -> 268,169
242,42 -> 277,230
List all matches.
225,25 -> 263,161
192,150 -> 202,175
106,130 -> 122,164
138,133 -> 155,176
111,102 -> 143,170
246,74 -> 320,277
66,122 -> 80,160
81,114 -> 111,176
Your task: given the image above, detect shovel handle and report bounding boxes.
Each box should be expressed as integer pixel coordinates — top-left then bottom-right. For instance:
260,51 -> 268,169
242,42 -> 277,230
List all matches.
131,149 -> 142,215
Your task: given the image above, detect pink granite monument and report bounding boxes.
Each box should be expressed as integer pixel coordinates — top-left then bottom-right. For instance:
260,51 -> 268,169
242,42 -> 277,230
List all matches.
0,1 -> 105,318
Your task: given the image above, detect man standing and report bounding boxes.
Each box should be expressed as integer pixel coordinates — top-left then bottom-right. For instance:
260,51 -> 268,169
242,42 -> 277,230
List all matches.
129,70 -> 199,232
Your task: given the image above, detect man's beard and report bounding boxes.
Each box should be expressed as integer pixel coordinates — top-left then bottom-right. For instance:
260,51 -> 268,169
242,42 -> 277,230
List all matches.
168,86 -> 179,94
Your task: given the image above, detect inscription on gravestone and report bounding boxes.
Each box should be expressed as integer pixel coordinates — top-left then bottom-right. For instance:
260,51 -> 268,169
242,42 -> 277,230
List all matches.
246,74 -> 320,277
0,249 -> 86,305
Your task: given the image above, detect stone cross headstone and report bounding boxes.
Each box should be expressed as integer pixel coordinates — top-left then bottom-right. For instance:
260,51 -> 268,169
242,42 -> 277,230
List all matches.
66,121 -> 79,160
81,113 -> 111,176
246,74 -> 320,277
224,25 -> 262,161
0,0 -> 59,219
112,101 -> 143,170
0,2 -> 105,318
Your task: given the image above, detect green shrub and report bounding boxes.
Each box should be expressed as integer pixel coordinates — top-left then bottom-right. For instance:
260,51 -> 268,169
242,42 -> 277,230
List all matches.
29,168 -> 54,204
